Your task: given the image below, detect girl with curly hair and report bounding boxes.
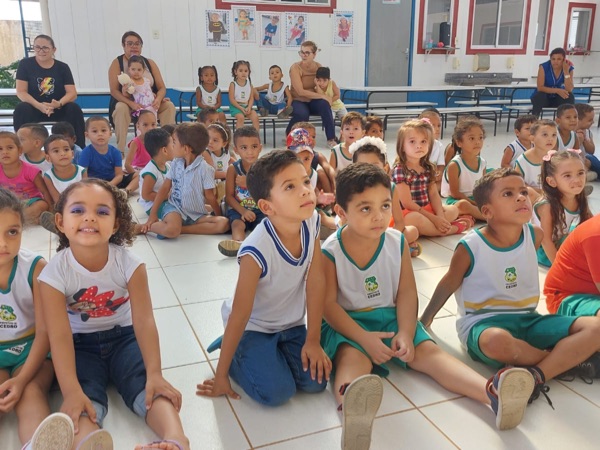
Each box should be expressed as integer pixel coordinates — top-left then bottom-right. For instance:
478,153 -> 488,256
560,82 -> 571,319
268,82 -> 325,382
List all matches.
38,179 -> 189,450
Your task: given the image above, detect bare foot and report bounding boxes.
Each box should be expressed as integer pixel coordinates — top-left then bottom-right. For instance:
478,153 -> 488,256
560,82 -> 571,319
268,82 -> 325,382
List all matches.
133,223 -> 145,235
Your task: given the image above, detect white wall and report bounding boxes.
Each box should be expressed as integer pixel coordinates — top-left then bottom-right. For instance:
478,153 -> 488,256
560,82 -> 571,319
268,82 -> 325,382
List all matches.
47,0 -> 367,90
412,0 -> 600,86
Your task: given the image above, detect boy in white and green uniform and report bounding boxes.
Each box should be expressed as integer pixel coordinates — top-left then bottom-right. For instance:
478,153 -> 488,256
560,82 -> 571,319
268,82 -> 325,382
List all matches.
422,168 -> 600,408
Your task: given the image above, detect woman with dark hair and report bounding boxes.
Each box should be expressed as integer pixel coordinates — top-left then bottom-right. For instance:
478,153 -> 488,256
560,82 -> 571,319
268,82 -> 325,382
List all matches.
108,31 -> 175,153
531,47 -> 575,117
14,34 -> 85,147
286,41 -> 337,148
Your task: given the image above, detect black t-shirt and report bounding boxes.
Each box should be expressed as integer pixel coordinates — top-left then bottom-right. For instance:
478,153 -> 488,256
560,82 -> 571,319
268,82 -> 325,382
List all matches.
16,57 -> 75,103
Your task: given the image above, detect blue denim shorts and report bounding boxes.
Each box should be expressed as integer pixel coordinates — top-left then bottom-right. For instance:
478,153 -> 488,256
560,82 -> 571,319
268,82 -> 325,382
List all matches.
226,207 -> 265,231
158,201 -> 206,225
73,325 -> 148,425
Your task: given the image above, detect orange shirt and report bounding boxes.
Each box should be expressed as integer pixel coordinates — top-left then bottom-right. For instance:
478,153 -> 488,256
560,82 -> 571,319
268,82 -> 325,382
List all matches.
544,214 -> 600,313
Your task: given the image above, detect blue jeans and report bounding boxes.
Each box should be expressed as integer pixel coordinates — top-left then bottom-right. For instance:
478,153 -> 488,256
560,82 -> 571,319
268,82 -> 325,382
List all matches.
586,153 -> 600,177
259,97 -> 287,115
229,325 -> 327,406
73,325 -> 148,425
286,99 -> 336,140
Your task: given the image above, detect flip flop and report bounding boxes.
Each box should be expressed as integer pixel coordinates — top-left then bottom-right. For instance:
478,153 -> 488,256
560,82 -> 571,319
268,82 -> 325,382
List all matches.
457,214 -> 476,228
450,219 -> 469,235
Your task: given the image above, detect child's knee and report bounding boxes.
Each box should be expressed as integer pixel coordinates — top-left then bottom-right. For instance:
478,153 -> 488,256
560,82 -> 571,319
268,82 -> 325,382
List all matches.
216,216 -> 230,233
478,328 -> 514,358
256,380 -> 297,406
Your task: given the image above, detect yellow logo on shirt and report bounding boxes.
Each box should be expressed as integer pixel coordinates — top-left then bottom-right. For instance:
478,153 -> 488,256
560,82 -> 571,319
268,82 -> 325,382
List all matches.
365,276 -> 381,299
505,267 -> 517,289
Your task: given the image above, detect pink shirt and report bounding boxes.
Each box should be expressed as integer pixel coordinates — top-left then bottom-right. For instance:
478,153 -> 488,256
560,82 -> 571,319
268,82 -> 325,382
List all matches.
0,161 -> 43,199
128,136 -> 151,170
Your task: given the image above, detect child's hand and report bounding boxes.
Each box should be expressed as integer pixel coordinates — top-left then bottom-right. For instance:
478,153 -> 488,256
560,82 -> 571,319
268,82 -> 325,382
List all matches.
196,375 -> 240,399
576,129 -> 587,143
391,333 -> 415,363
241,209 -> 256,222
142,214 -> 159,233
301,340 -> 332,384
145,373 -> 182,412
432,215 -> 451,234
236,174 -> 247,187
61,390 -> 97,433
0,377 -> 25,413
317,190 -> 335,205
360,331 -> 395,365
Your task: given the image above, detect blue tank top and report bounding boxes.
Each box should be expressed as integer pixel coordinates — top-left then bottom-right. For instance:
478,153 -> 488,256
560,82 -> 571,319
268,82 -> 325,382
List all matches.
533,60 -> 573,99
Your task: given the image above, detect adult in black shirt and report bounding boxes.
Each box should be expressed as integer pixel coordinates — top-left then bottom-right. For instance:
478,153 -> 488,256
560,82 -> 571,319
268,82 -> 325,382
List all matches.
14,35 -> 85,147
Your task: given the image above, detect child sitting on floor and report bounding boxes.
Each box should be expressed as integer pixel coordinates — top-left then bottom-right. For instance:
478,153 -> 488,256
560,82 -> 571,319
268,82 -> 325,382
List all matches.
322,164 -> 536,450
575,103 -> 600,181
42,134 -> 87,204
52,121 -> 83,164
501,115 -> 535,168
330,112 -> 365,173
555,104 -> 580,150
441,117 -> 487,222
418,109 -> 445,190
291,121 -> 336,194
532,149 -> 592,267
143,123 -> 229,239
197,150 -> 331,406
138,128 -> 174,217
17,123 -> 51,174
124,110 -> 156,175
205,122 -> 234,202
421,168 -> 600,409
392,119 -> 467,237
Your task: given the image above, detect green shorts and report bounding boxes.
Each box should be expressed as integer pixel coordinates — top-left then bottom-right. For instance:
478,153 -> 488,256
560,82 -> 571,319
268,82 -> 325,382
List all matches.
22,197 -> 43,207
466,313 -> 578,369
0,334 -> 35,376
445,195 -> 474,205
230,103 -> 248,117
321,307 -> 433,377
557,294 -> 600,317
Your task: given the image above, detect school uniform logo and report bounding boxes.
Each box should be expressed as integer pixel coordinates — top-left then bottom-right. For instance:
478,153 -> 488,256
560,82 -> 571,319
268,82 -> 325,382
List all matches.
365,276 -> 381,299
0,305 -> 17,329
504,267 -> 517,289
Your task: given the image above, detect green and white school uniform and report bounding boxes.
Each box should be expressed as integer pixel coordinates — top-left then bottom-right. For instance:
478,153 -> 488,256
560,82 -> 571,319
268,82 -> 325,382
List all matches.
43,165 -> 86,194
441,155 -> 486,204
330,144 -> 352,172
515,154 -> 542,189
531,200 -> 580,267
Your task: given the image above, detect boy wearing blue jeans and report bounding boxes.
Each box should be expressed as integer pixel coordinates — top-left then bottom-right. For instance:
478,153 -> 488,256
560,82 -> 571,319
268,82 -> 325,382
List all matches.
197,150 -> 331,406
421,168 -> 600,406
143,123 -> 229,238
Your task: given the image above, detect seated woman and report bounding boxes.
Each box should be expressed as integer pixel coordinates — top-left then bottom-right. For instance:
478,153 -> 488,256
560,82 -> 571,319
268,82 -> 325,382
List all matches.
285,41 -> 337,148
108,31 -> 176,153
531,47 -> 575,117
14,34 -> 85,148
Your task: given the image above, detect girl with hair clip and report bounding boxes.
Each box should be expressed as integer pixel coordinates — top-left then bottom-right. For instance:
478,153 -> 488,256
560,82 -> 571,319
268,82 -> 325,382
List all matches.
39,179 -> 189,450
392,119 -> 470,237
195,65 -> 227,124
205,122 -> 235,202
532,149 -> 592,267
349,136 -> 422,257
229,61 -> 259,131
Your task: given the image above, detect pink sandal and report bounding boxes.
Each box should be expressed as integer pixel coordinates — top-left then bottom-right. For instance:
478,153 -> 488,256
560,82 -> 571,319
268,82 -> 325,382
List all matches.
450,219 -> 469,235
457,214 -> 476,228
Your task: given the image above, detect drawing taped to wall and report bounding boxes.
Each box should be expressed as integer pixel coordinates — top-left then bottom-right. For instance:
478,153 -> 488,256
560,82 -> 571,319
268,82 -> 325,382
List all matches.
333,11 -> 354,46
206,10 -> 230,48
260,13 -> 282,48
233,6 -> 256,43
285,13 -> 307,47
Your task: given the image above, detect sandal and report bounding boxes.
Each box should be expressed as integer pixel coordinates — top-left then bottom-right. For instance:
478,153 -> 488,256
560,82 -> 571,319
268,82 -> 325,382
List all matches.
450,219 -> 469,235
137,439 -> 184,450
457,214 -> 475,228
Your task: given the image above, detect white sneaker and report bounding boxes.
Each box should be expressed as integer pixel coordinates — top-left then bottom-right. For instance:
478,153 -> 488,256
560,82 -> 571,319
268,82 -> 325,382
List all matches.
341,374 -> 383,450
586,171 -> 598,182
24,412 -> 74,450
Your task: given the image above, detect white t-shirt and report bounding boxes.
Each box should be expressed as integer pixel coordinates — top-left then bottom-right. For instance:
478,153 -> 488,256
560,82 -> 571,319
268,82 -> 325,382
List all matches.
331,144 -> 352,172
0,249 -> 43,342
38,244 -> 143,334
221,211 -> 320,333
322,227 -> 404,311
441,155 -> 487,199
506,139 -> 528,167
139,160 -> 170,212
21,154 -> 52,174
515,154 -> 542,189
43,165 -> 86,194
429,140 -> 445,166
454,225 -> 539,345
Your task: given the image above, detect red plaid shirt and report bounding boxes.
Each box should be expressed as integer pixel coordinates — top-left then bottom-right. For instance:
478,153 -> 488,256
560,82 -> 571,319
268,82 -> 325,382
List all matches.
392,164 -> 432,207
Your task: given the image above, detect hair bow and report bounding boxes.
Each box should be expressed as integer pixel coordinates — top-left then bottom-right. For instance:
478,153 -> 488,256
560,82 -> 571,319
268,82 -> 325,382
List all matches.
420,117 -> 432,125
566,148 -> 582,155
542,150 -> 558,161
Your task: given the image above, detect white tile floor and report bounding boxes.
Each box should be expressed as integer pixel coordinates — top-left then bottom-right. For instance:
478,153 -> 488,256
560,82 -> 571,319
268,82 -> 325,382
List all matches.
2,120 -> 600,449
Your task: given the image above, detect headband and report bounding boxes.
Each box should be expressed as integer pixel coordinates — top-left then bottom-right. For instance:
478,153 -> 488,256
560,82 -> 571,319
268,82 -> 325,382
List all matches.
348,136 -> 387,158
542,148 -> 581,161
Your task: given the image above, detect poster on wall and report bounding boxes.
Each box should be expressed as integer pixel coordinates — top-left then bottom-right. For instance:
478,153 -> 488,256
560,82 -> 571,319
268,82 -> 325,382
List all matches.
333,11 -> 354,46
285,13 -> 308,47
205,10 -> 231,48
259,13 -> 282,48
232,6 -> 256,43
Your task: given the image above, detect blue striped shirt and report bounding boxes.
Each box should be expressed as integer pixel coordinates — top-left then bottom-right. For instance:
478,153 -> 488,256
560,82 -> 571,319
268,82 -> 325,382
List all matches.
167,155 -> 215,221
